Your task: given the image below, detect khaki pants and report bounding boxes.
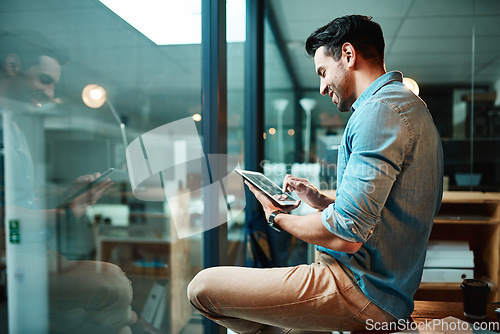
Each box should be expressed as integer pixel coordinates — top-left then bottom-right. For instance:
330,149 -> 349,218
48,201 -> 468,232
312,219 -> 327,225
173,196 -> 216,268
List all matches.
187,252 -> 395,333
49,253 -> 134,334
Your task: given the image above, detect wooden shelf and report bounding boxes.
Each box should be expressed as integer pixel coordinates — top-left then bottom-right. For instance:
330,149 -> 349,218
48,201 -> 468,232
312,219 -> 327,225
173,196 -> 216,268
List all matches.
419,282 -> 462,290
419,281 -> 498,291
419,191 -> 500,302
127,272 -> 169,280
440,191 -> 500,203
434,217 -> 498,224
96,191 -> 197,334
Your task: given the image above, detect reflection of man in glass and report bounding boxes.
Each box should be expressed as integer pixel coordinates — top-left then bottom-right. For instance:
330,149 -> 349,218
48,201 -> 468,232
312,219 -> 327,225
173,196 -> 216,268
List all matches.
0,31 -> 137,334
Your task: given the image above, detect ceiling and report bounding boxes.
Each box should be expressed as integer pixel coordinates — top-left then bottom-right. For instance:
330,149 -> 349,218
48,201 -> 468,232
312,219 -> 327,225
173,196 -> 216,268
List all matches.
1,0 -> 500,126
271,0 -> 500,90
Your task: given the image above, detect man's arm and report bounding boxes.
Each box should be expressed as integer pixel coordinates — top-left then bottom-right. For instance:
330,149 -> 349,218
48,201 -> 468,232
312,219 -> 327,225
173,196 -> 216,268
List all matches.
245,181 -> 362,254
273,211 -> 362,253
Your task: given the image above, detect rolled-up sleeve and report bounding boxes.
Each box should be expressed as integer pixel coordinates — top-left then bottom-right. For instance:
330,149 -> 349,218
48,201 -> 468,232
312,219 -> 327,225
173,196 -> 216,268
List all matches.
321,102 -> 411,243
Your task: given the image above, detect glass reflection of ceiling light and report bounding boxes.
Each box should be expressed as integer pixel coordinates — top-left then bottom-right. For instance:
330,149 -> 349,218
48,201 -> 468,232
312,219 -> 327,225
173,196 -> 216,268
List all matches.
90,88 -> 103,100
288,129 -> 295,136
273,99 -> 289,164
403,77 -> 419,96
299,98 -> 317,163
192,113 -> 202,122
269,128 -> 276,135
98,0 -> 245,45
82,84 -> 107,108
82,84 -> 128,151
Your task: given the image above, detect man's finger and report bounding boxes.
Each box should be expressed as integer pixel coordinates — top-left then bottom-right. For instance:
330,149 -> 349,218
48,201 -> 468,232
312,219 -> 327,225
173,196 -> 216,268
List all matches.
282,175 -> 290,192
283,174 -> 296,193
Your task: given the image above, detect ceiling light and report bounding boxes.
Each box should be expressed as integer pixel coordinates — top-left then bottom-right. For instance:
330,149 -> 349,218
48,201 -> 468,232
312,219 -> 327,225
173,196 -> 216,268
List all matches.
82,84 -> 128,150
403,77 -> 419,96
82,84 -> 107,108
299,98 -> 316,163
99,0 -> 245,45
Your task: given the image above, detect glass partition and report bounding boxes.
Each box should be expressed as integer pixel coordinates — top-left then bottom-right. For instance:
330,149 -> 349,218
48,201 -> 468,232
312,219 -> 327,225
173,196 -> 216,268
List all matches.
226,0 -> 247,267
263,16 -> 310,266
465,2 -> 500,192
0,0 -> 211,332
424,2 -> 500,192
262,0 -> 500,200
260,0 -> 500,268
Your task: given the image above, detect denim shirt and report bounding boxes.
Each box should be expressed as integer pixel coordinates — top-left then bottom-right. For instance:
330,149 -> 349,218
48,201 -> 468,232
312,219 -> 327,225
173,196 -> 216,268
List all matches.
317,71 -> 443,320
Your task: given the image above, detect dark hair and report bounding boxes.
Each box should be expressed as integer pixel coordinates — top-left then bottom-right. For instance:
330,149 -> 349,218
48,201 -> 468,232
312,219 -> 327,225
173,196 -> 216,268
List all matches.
305,15 -> 385,65
0,30 -> 70,71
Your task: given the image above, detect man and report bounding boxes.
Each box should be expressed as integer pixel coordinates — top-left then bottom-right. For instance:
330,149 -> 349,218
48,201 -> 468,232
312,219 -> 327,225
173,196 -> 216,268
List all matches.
188,15 -> 443,333
0,31 -> 148,334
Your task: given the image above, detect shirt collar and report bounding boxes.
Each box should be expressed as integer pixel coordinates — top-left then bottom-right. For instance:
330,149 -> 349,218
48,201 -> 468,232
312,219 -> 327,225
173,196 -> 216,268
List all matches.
351,71 -> 403,112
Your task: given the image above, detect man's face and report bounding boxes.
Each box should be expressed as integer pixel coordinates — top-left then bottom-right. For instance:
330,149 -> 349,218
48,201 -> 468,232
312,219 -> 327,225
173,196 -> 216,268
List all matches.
313,46 -> 354,112
10,55 -> 62,107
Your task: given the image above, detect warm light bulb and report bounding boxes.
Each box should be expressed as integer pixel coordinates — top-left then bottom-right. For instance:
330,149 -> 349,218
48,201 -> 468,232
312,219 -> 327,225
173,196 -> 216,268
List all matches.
192,113 -> 202,122
269,128 -> 276,135
82,84 -> 107,108
90,88 -> 103,100
403,77 -> 419,96
288,129 -> 295,136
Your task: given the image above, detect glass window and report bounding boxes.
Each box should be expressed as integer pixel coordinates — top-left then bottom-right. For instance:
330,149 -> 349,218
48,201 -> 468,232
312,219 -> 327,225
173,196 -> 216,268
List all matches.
227,0 -> 247,268
263,16 -> 310,267
261,0 -> 500,269
0,0 -> 211,333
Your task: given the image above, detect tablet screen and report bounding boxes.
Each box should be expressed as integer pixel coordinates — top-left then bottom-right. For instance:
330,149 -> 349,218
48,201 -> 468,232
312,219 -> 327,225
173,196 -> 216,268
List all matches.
65,168 -> 128,203
235,169 -> 296,206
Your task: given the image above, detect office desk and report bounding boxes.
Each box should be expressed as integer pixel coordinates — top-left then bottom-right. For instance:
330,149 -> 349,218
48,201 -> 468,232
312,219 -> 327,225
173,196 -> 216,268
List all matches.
412,300 -> 498,323
407,301 -> 499,333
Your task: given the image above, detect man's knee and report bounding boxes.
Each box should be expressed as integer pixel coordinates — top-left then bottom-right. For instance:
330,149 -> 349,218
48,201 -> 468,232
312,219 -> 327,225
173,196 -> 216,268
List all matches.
97,262 -> 133,306
187,269 -> 208,304
187,268 -> 219,312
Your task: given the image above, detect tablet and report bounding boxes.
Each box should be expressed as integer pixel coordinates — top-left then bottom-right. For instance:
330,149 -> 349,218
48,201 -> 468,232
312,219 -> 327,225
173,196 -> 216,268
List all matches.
65,168 -> 128,203
235,169 -> 297,206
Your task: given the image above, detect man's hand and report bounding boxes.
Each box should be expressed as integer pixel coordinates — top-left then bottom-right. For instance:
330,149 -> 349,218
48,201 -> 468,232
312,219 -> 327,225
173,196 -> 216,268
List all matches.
244,181 -> 300,220
246,179 -> 361,253
282,174 -> 334,210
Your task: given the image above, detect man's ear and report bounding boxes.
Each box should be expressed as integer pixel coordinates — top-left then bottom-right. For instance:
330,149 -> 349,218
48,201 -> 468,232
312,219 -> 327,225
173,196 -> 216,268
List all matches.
4,54 -> 21,76
342,43 -> 356,68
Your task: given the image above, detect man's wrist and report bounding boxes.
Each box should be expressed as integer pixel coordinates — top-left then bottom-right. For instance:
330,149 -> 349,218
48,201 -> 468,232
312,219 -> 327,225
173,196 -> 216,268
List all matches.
320,195 -> 335,210
268,210 -> 286,232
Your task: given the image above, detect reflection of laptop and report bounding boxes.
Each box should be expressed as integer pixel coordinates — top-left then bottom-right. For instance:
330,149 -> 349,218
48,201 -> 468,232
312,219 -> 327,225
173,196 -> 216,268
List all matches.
235,169 -> 296,206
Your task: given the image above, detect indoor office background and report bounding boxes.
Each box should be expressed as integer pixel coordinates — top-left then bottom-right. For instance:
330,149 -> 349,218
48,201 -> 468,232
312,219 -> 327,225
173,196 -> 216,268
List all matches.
0,0 -> 499,333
